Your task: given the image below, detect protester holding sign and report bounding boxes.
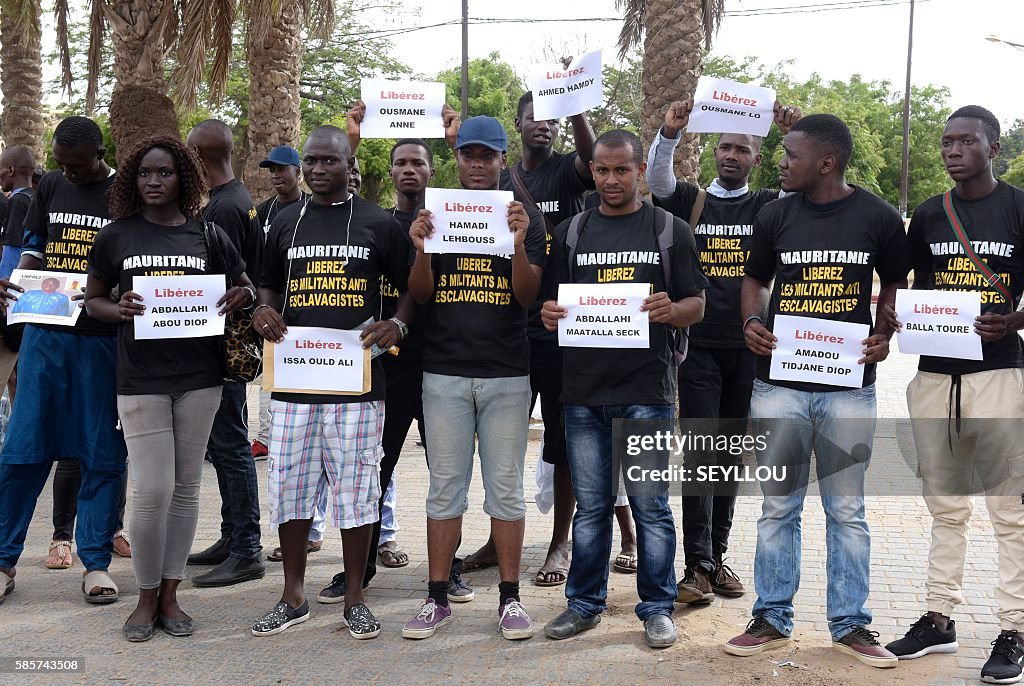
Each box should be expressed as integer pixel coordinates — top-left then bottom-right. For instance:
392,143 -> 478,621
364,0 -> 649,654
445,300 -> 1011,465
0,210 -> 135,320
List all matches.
402,116 -> 546,641
540,129 -> 706,649
877,106 -> 1024,685
251,126 -> 412,640
83,134 -> 254,641
0,116 -> 128,608
726,114 -> 908,668
647,96 -> 800,605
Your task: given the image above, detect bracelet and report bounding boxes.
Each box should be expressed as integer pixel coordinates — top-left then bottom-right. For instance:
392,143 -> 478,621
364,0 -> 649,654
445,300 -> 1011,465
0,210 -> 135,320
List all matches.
252,303 -> 274,317
388,317 -> 409,340
241,286 -> 256,305
742,315 -> 763,331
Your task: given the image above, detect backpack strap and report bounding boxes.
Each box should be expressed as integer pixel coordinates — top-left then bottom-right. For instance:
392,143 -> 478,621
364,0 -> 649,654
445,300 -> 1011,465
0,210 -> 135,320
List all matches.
688,188 -> 707,231
564,209 -> 593,277
510,164 -> 556,236
654,207 -> 674,297
942,190 -> 1014,305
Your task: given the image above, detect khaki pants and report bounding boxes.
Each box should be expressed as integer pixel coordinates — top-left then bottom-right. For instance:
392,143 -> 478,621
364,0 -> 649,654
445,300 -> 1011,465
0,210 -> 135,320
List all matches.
907,368 -> 1024,631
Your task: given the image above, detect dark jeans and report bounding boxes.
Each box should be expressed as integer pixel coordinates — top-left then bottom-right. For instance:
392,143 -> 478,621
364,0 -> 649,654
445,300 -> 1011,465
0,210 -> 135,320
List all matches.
678,345 -> 755,571
363,362 -> 424,584
52,459 -> 127,541
208,380 -> 261,559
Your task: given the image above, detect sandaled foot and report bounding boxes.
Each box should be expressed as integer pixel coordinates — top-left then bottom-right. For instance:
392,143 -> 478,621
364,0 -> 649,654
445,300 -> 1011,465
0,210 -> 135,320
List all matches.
612,552 -> 637,574
82,569 -> 118,604
46,540 -> 74,569
535,546 -> 569,586
378,541 -> 409,568
112,531 -> 132,558
0,570 -> 14,604
461,544 -> 498,572
267,540 -> 323,563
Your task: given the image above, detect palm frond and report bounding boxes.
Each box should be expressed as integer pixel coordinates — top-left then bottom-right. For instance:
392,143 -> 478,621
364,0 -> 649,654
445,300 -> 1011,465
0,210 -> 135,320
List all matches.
171,0 -> 213,110
304,0 -> 334,42
5,0 -> 41,41
209,0 -> 236,103
614,0 -> 645,61
242,0 -> 276,47
54,0 -> 73,99
161,0 -> 182,61
702,0 -> 724,50
85,0 -> 106,112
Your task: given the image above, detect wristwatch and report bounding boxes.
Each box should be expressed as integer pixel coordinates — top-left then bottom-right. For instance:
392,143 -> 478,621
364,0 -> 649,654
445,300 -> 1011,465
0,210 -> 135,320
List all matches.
389,317 -> 409,340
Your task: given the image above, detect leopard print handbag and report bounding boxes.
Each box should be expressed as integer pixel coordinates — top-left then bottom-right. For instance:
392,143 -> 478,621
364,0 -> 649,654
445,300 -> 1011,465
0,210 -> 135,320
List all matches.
202,221 -> 263,382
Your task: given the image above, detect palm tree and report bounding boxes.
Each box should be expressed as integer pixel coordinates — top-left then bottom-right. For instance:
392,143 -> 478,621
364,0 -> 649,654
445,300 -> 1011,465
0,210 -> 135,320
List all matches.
616,0 -> 724,183
0,0 -> 46,162
240,0 -> 332,200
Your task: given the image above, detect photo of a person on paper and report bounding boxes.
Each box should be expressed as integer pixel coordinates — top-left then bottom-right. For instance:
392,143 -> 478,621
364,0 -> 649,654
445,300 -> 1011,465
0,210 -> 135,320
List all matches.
11,277 -> 72,317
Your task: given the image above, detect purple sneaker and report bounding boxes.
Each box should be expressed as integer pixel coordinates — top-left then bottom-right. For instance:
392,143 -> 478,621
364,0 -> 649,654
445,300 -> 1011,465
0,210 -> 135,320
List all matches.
498,599 -> 534,640
402,599 -> 452,639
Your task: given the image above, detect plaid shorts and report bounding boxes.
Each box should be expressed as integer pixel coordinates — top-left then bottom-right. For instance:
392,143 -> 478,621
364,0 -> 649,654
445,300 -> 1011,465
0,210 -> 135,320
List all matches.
266,400 -> 384,530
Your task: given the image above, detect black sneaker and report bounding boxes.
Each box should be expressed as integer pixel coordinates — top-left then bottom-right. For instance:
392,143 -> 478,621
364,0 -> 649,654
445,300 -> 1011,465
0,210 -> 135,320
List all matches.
343,602 -> 382,640
251,600 -> 310,636
448,566 -> 474,603
982,630 -> 1024,684
886,614 -> 958,659
317,572 -> 369,604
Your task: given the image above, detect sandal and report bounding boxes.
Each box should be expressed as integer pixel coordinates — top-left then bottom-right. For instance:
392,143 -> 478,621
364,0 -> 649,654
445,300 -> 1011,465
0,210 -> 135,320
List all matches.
112,531 -> 132,558
82,569 -> 118,604
0,570 -> 13,604
266,540 -> 323,562
46,540 -> 74,569
534,567 -> 568,587
378,541 -> 409,568
612,552 -> 638,574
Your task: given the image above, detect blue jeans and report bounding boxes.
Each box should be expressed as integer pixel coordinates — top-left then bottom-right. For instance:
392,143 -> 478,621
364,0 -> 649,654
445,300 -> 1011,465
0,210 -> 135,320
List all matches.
564,404 -> 677,621
749,380 -> 875,640
207,380 -> 261,558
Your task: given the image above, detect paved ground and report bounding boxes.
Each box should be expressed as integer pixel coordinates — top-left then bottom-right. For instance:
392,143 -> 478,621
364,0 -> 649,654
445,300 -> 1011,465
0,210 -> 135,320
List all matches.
0,339 -> 1007,686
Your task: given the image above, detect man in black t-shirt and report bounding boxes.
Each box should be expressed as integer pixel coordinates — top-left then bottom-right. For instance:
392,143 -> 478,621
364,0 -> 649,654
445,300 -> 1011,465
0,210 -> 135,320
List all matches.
0,145 -> 36,280
647,98 -> 800,604
452,88 -> 597,586
878,106 -> 1024,684
540,129 -> 706,649
184,119 -> 266,587
0,116 -> 127,606
402,116 -> 546,641
251,126 -> 412,638
725,114 -> 908,668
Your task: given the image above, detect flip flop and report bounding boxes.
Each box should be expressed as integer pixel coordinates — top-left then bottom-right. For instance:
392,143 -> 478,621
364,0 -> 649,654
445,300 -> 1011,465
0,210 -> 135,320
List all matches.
82,569 -> 118,605
0,570 -> 13,604
378,542 -> 409,568
46,540 -> 73,569
612,552 -> 638,574
266,540 -> 323,562
461,552 -> 498,573
534,568 -> 568,587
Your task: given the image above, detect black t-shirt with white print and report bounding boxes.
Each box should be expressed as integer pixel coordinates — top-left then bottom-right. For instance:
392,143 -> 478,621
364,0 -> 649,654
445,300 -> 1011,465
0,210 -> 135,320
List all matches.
204,179 -> 262,292
654,181 -> 779,347
379,207 -> 423,370
908,180 -> 1024,375
256,192 -> 310,236
544,203 -> 708,406
3,188 -> 34,248
23,170 -> 117,336
745,187 -> 910,392
261,195 -> 411,404
88,217 -> 244,395
422,206 -> 547,378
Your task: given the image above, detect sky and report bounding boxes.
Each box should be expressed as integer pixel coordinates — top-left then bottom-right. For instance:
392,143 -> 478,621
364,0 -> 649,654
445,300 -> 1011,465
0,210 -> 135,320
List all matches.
375,0 -> 1024,127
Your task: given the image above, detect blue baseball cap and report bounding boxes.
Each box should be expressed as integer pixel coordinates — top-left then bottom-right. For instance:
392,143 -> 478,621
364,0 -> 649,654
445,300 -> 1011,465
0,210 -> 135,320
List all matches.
456,116 -> 508,153
259,145 -> 301,168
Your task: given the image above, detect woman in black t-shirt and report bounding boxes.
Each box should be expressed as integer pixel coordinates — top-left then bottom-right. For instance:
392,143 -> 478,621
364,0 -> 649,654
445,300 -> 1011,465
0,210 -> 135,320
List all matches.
84,135 -> 255,642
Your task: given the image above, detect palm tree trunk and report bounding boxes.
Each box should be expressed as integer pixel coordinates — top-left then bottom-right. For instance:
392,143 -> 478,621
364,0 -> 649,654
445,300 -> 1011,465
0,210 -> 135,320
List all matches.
106,0 -> 169,92
0,0 -> 46,163
241,0 -> 304,201
641,0 -> 707,184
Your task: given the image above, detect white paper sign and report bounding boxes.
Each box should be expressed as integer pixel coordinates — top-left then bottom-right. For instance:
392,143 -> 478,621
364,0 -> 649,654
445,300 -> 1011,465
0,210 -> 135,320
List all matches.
769,315 -> 868,388
687,77 -> 776,137
895,289 -> 982,360
360,79 -> 446,139
557,283 -> 650,348
8,269 -> 85,326
272,327 -> 365,393
423,187 -> 514,256
132,275 -> 226,340
527,50 -> 604,120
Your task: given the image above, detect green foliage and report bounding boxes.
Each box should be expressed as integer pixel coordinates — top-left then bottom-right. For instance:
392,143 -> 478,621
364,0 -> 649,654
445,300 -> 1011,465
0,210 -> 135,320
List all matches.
698,56 -> 952,212
1004,152 -> 1024,188
995,119 -> 1024,178
590,54 -> 643,136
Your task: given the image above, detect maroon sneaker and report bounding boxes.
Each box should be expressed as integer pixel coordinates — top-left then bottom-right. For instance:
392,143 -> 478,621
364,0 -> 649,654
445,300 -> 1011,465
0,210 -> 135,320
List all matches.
676,566 -> 714,605
724,616 -> 791,656
711,555 -> 745,598
834,626 -> 898,668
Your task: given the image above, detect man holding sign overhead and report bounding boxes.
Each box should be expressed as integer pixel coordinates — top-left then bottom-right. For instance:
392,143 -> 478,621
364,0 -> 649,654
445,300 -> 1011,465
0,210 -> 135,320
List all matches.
647,91 -> 801,605
402,116 -> 546,642
540,129 -> 706,649
250,126 -> 413,640
877,106 -> 1024,685
725,114 -> 909,668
